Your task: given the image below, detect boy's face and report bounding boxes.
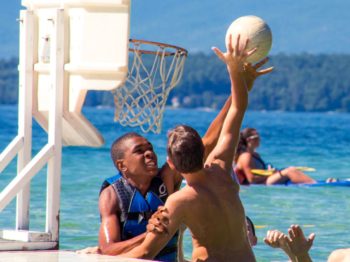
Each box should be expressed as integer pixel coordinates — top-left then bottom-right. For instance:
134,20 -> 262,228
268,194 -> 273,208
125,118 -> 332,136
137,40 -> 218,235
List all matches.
119,136 -> 158,178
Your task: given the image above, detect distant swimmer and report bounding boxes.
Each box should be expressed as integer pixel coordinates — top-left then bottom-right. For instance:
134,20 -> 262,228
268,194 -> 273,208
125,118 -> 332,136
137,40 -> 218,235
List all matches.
233,127 -> 316,185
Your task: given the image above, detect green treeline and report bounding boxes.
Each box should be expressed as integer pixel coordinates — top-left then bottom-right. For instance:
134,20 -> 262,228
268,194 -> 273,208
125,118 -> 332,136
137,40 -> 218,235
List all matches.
171,53 -> 350,112
1,53 -> 350,112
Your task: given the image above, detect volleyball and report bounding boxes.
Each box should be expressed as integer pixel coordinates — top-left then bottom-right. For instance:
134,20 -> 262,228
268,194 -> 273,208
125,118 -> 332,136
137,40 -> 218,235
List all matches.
225,15 -> 272,64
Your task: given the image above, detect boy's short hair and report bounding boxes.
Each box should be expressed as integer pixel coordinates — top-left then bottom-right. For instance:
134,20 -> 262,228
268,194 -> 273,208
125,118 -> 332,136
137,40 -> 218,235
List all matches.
167,125 -> 204,173
110,132 -> 143,168
246,216 -> 256,236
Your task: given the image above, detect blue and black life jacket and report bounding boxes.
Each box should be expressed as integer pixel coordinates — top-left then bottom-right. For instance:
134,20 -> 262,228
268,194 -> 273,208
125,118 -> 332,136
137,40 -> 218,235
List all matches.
100,173 -> 178,261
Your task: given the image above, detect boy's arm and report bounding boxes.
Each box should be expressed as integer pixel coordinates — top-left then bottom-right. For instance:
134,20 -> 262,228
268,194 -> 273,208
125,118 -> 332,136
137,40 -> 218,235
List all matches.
206,37 -> 273,173
202,96 -> 231,161
119,195 -> 184,259
98,186 -> 146,255
161,96 -> 231,193
160,163 -> 183,195
161,97 -> 232,192
162,58 -> 273,190
202,58 -> 273,161
205,35 -> 250,172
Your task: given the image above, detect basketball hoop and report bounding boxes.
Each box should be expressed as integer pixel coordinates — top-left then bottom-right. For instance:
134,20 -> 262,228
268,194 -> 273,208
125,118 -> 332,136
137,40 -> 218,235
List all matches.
113,39 -> 188,133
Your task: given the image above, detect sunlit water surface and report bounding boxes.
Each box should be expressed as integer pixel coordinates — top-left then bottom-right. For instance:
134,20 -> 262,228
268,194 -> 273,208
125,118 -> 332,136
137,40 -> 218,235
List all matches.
1,105 -> 350,261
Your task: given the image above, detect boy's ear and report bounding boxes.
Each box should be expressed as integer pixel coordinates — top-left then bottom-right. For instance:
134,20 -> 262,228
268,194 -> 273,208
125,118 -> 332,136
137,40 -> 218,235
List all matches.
116,159 -> 127,172
251,235 -> 258,246
166,156 -> 176,170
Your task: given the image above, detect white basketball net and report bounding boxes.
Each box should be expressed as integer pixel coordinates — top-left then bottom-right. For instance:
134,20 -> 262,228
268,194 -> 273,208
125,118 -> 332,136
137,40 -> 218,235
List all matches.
113,39 -> 187,133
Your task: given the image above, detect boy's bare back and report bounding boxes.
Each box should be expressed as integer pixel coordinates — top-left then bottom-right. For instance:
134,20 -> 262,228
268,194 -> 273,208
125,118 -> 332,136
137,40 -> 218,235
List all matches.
170,165 -> 255,261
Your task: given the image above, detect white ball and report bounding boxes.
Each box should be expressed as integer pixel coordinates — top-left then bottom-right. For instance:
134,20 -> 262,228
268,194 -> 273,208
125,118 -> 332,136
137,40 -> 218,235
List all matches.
225,15 -> 272,64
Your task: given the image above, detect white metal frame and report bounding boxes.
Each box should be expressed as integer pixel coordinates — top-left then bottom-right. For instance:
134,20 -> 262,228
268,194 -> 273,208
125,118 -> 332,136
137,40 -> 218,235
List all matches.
0,9 -> 64,250
0,0 -> 130,251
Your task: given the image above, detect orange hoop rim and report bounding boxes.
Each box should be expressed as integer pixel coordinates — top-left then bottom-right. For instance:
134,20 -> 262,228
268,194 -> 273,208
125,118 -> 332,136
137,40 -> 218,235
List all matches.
129,38 -> 188,57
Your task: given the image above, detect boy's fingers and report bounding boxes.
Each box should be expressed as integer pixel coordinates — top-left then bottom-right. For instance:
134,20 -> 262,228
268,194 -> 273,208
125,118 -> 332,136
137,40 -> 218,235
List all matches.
242,38 -> 249,52
147,223 -> 156,232
254,57 -> 269,69
291,225 -> 300,238
226,34 -> 233,53
295,225 -> 303,238
308,233 -> 316,245
234,34 -> 240,56
272,231 -> 279,242
246,47 -> 257,57
157,206 -> 168,213
263,238 -> 272,246
153,213 -> 169,224
257,66 -> 274,76
212,47 -> 225,62
147,221 -> 168,234
288,225 -> 297,239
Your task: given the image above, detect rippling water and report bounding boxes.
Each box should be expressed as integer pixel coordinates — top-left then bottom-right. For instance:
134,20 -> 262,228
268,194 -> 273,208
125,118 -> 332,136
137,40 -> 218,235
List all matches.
1,105 -> 350,261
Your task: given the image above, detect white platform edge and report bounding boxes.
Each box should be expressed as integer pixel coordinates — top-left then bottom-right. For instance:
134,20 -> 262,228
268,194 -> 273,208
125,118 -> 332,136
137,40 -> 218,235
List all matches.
0,250 -> 153,262
0,230 -> 51,242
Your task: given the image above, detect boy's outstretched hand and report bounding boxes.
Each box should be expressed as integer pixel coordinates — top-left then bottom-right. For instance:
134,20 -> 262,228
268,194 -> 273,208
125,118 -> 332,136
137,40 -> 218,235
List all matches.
264,225 -> 315,262
264,229 -> 295,260
286,224 -> 315,258
212,34 -> 257,73
242,57 -> 274,91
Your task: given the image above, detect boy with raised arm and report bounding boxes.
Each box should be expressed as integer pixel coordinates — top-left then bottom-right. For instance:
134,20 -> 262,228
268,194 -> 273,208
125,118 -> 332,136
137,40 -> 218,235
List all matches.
119,35 -> 264,261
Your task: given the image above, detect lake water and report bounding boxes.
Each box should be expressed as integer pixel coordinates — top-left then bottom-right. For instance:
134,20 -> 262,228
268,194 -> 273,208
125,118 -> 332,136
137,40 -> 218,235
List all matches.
1,104 -> 350,261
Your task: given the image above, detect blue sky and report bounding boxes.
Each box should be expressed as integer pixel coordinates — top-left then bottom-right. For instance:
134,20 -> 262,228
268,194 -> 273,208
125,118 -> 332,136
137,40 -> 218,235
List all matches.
1,0 -> 349,58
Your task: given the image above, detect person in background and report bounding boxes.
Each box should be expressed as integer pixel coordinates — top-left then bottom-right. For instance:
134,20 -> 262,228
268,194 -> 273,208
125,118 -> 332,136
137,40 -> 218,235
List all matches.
234,127 -> 316,185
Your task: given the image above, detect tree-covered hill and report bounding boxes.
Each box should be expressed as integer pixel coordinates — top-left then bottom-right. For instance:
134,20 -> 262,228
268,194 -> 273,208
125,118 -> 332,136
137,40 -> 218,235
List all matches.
174,53 -> 350,112
1,53 -> 350,112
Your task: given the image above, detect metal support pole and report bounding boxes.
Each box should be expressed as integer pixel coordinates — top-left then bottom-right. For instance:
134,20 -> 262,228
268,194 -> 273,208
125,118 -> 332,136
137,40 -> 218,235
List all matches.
45,9 -> 64,244
16,10 -> 35,231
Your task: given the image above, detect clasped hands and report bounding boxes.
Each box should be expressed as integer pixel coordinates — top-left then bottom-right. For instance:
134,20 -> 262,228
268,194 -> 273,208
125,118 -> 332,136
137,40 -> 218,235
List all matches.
146,206 -> 170,235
